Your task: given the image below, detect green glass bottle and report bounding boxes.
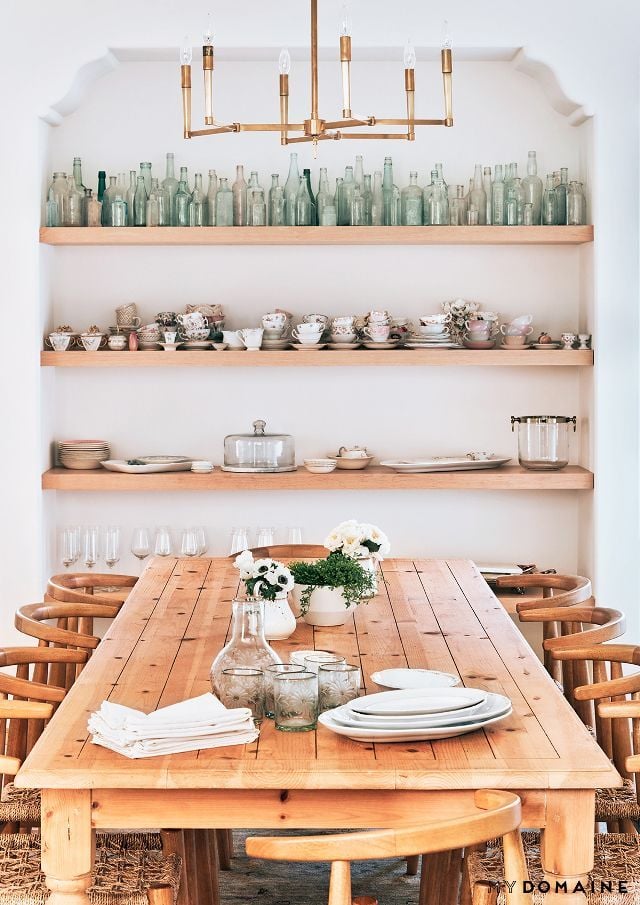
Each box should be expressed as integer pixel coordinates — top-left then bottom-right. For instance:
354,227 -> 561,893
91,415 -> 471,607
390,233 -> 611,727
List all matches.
97,171 -> 106,203
555,167 -> 569,225
303,168 -> 316,225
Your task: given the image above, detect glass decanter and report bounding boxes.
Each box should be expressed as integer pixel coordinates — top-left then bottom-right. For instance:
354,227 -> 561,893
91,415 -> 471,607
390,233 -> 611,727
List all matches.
175,167 -> 191,227
206,170 -> 218,225
162,153 -> 180,226
522,150 -> 543,225
232,164 -> 248,226
268,174 -> 285,226
542,174 -> 557,225
210,598 -> 279,698
134,175 -> 147,226
215,177 -> 233,226
492,164 -> 506,225
284,153 -> 300,226
189,172 -> 205,226
401,171 -> 423,226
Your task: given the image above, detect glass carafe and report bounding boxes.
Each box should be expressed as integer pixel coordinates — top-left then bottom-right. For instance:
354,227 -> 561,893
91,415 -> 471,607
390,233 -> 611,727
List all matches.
401,171 -> 423,226
284,153 -> 300,226
210,598 -> 280,697
511,416 -> 576,471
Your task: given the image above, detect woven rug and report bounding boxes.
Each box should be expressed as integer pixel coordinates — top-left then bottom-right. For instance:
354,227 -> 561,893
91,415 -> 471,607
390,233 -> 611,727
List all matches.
219,831 -> 421,905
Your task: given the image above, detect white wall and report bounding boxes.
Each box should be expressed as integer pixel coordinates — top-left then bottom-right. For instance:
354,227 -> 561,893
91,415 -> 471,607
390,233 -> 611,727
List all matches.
1,0 -> 638,645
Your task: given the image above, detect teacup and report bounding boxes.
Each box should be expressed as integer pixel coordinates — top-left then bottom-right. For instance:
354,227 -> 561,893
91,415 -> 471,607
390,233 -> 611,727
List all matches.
236,328 -> 264,350
467,319 -> 495,332
502,335 -> 528,347
500,324 -> 533,337
364,325 -> 391,342
177,312 -> 208,331
180,326 -> 210,341
303,313 -> 329,324
330,332 -> 357,344
80,333 -> 106,352
295,321 -> 324,334
262,311 -> 289,329
46,332 -> 72,351
116,304 -> 141,328
107,334 -> 127,351
367,309 -> 391,323
222,330 -> 245,349
332,315 -> 356,327
156,311 -> 177,327
163,331 -> 178,344
338,445 -> 368,458
419,313 -> 450,325
331,324 -> 356,335
419,324 -> 449,336
510,314 -> 534,327
292,329 -> 322,345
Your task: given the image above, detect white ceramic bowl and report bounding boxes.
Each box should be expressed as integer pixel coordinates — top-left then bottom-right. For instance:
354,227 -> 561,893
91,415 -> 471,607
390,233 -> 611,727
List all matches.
304,459 -> 337,473
329,455 -> 374,470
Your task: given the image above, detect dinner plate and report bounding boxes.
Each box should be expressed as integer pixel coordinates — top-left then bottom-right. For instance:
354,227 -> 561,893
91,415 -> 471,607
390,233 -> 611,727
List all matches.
332,693 -> 511,730
318,706 -> 512,742
379,456 -> 511,474
370,668 -> 459,690
347,687 -> 486,717
101,460 -> 193,474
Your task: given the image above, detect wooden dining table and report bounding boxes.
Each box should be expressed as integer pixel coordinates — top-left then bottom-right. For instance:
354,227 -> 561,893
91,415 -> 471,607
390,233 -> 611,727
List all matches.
17,556 -> 620,905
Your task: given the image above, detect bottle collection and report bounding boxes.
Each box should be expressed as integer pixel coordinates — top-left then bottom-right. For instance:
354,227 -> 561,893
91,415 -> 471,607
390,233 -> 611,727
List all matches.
45,150 -> 587,229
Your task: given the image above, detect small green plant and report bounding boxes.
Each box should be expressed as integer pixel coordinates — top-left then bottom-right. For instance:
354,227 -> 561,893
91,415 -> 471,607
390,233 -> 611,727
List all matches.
289,552 -> 375,614
210,330 -> 224,342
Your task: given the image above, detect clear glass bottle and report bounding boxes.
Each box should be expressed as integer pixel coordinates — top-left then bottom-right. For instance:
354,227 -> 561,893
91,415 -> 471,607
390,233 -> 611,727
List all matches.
296,176 -> 313,226
283,153 -> 300,226
506,177 -> 525,226
435,163 -> 448,195
232,165 -> 248,226
319,191 -> 337,226
111,194 -> 128,227
483,166 -> 493,225
83,189 -> 102,227
268,174 -> 285,226
371,171 -> 383,226
429,174 -> 449,225
567,181 -> 586,225
154,178 -> 170,226
189,172 -> 205,226
117,172 -> 128,203
215,177 -> 233,226
382,157 -> 399,226
449,185 -> 466,225
303,169 -> 317,225
354,155 -> 364,191
134,175 -> 148,226
401,171 -> 423,226
101,176 -> 117,227
140,162 -> 153,198
504,162 -> 517,206
206,170 -> 218,226
247,171 -> 267,226
522,151 -> 543,225
146,185 -> 160,227
45,184 -> 60,227
555,167 -> 569,225
469,164 -> 487,225
175,167 -> 191,227
162,153 -> 180,226
73,157 -> 85,194
334,178 -> 344,225
362,174 -> 373,226
209,598 -> 279,697
423,171 -> 434,226
125,171 -> 137,226
316,168 -> 330,223
66,175 -> 84,227
492,164 -> 506,226
351,185 -> 365,226
341,166 -> 355,226
50,172 -> 68,227
542,174 -> 557,226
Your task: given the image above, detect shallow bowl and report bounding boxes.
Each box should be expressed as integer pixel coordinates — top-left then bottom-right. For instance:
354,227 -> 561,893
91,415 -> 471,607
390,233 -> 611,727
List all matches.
304,462 -> 338,474
328,455 -> 374,470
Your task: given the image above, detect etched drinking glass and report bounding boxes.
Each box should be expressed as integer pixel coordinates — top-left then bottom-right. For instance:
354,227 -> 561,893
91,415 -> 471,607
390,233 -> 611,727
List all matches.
273,671 -> 318,732
218,667 -> 265,721
303,653 -> 346,674
263,663 -> 304,719
318,663 -> 361,712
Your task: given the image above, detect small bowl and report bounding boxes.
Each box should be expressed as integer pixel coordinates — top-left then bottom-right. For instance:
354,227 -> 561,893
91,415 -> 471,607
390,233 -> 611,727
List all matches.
212,343 -> 228,351
304,458 -> 337,474
329,455 -> 374,470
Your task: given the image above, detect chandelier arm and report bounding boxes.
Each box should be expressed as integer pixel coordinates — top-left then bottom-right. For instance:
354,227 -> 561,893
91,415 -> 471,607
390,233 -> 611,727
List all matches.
322,118 -> 371,130
285,132 -> 338,145
339,132 -> 411,140
374,118 -> 448,126
310,0 -> 319,120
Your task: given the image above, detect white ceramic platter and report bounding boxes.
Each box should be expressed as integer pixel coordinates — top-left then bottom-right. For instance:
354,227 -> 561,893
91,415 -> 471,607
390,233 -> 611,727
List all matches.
379,456 -> 511,473
369,668 -> 459,690
347,687 -> 486,717
101,460 -> 193,474
318,707 -> 512,742
332,693 -> 511,730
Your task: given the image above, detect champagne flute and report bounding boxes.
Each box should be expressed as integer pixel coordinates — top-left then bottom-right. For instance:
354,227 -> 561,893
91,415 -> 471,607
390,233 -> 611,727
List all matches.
154,526 -> 172,557
60,526 -> 80,568
131,527 -> 151,561
181,527 -> 198,557
104,526 -> 121,569
83,526 -> 99,569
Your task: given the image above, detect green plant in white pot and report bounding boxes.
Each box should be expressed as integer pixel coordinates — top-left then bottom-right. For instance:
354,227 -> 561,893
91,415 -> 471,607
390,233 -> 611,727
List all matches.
289,552 -> 376,627
324,520 -> 390,597
234,551 -> 296,641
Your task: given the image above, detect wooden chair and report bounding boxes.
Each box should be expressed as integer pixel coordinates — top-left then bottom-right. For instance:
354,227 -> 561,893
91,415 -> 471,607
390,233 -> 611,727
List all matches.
246,790 -> 531,905
229,544 -> 329,560
46,572 -> 137,607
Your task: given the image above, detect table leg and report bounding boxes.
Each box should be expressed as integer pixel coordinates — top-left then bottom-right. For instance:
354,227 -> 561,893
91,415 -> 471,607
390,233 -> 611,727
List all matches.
41,790 -> 93,905
540,790 -> 595,905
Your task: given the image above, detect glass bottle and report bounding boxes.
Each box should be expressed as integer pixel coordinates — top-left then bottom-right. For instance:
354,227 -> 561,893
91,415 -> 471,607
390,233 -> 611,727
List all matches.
175,167 -> 191,227
153,178 -> 170,226
146,184 -> 160,227
449,185 -> 466,225
492,164 -> 506,226
429,174 -> 449,225
268,174 -> 285,226
504,163 -> 517,205
162,153 -> 180,226
334,178 -> 344,225
354,155 -> 364,191
506,177 -> 525,226
83,189 -> 102,227
117,172 -> 128,203
73,157 -> 85,194
522,151 -> 543,225
101,176 -> 117,226
351,185 -> 365,226
542,174 -> 557,226
247,171 -> 267,226
283,153 -> 300,226
122,171 -> 135,226
209,598 -> 279,696
319,192 -> 337,226
435,163 -> 448,195
232,165 -> 248,226
140,162 -> 152,198
341,166 -> 355,226
401,171 -> 423,226
382,157 -> 399,226
362,174 -> 373,226
567,181 -> 586,225
523,202 -> 534,226
134,175 -> 147,226
316,168 -> 330,223
423,171 -> 434,226
97,171 -> 106,203
303,169 -> 317,225
66,175 -> 84,227
45,184 -> 59,227
469,164 -> 487,225
371,171 -> 383,226
483,166 -> 493,225
215,177 -> 233,226
111,194 -> 128,227
206,170 -> 218,226
555,167 -> 569,225
49,172 -> 68,227
296,176 -> 313,226
189,172 -> 205,226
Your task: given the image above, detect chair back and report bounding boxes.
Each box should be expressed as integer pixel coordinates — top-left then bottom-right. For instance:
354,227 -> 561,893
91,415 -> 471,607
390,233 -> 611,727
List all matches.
46,572 -> 137,606
492,573 -> 593,613
229,544 -> 329,561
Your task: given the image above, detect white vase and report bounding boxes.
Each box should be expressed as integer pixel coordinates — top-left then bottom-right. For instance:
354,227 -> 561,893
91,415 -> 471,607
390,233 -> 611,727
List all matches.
292,584 -> 356,627
263,593 -> 297,641
357,555 -> 378,598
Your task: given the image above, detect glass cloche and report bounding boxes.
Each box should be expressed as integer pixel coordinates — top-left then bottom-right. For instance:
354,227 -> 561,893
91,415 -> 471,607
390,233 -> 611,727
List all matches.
222,419 -> 296,473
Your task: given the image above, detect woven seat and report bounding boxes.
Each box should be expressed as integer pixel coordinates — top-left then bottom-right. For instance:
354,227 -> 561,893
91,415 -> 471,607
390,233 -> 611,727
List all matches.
468,831 -> 640,904
0,833 -> 179,905
0,785 -> 41,824
596,780 -> 640,822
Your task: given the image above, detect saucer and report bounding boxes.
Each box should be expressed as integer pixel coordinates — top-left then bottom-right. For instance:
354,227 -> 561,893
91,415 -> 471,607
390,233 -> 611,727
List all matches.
179,340 -> 213,349
462,338 -> 497,350
327,342 -> 362,350
500,342 -> 529,350
362,341 -> 400,350
290,343 -> 328,351
262,339 -> 290,350
531,342 -> 561,350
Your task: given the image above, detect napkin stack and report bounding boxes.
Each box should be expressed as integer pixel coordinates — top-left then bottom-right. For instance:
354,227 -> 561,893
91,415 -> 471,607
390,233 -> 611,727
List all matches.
88,692 -> 259,759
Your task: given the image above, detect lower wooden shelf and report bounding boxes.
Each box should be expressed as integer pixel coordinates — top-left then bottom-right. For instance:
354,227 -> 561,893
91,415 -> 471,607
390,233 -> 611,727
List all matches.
41,465 -> 594,492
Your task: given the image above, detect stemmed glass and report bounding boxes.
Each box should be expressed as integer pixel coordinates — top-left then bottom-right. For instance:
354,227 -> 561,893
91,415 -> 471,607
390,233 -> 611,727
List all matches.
83,526 -> 99,569
181,527 -> 199,557
286,527 -> 303,544
104,526 -> 121,569
60,527 -> 80,569
131,528 -> 151,561
154,526 -> 172,557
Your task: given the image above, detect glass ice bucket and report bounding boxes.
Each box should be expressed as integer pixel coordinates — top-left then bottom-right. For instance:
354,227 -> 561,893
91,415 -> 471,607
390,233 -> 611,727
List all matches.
222,419 -> 296,473
511,415 -> 577,471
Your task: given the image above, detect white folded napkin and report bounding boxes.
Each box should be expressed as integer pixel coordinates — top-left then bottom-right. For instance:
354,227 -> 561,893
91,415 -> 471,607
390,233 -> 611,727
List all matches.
88,692 -> 259,759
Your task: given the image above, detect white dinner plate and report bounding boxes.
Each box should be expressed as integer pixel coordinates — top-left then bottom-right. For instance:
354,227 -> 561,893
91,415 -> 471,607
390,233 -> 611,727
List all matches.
318,706 -> 512,743
370,668 -> 459,690
101,460 -> 193,474
379,456 -> 511,474
331,693 -> 511,730
347,687 -> 486,717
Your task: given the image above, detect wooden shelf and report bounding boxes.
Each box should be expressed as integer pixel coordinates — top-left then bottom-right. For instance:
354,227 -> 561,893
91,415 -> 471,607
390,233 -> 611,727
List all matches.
39,225 -> 594,247
42,465 -> 594,492
40,349 -> 594,368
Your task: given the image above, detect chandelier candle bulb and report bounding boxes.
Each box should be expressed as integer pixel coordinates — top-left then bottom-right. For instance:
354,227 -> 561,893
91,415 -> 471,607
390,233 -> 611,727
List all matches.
202,44 -> 214,126
404,42 -> 416,140
180,40 -> 193,139
279,49 -> 290,145
340,34 -> 352,119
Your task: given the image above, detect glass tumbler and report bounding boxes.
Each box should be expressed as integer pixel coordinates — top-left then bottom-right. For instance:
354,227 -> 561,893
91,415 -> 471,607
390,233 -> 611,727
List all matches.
263,663 -> 304,719
318,663 -> 361,712
218,667 -> 265,721
303,653 -> 346,674
274,671 -> 318,732
229,527 -> 250,555
154,526 -> 172,556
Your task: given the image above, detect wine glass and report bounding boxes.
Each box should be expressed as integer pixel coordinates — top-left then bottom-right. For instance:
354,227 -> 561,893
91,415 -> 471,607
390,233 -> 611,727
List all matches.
195,527 -> 208,556
104,526 -> 121,569
131,527 -> 151,561
154,526 -> 172,557
60,527 -> 80,568
181,528 -> 199,557
229,527 -> 250,555
83,526 -> 99,569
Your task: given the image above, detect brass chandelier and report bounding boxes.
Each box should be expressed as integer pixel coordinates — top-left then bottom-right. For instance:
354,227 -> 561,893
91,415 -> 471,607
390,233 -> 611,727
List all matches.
179,1 -> 453,147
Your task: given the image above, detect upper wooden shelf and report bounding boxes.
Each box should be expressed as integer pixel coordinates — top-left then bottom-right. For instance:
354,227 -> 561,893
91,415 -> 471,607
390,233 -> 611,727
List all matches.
42,465 -> 594,492
39,225 -> 595,247
40,349 -> 594,368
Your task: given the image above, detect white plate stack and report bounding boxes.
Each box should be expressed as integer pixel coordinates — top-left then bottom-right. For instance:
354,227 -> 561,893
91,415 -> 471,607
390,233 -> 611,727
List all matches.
58,440 -> 110,470
318,687 -> 512,743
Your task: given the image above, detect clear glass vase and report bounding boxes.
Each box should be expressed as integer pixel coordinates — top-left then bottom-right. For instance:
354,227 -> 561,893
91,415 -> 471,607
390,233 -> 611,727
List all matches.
210,598 -> 280,696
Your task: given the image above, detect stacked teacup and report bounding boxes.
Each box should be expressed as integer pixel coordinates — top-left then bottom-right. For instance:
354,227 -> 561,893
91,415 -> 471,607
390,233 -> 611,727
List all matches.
137,322 -> 163,349
262,311 -> 291,347
415,313 -> 452,345
292,320 -> 325,346
176,312 -> 211,344
363,309 -> 393,344
500,314 -> 533,348
330,315 -> 357,344
464,312 -> 499,346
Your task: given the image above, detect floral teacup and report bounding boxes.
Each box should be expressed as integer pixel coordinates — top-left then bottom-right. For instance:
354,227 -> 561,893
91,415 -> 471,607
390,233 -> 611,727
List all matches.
80,333 -> 107,351
107,334 -> 127,351
295,321 -> 324,334
303,313 -> 329,325
46,332 -> 73,351
338,445 -> 369,458
176,312 -> 208,332
262,311 -> 289,329
364,325 -> 391,341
